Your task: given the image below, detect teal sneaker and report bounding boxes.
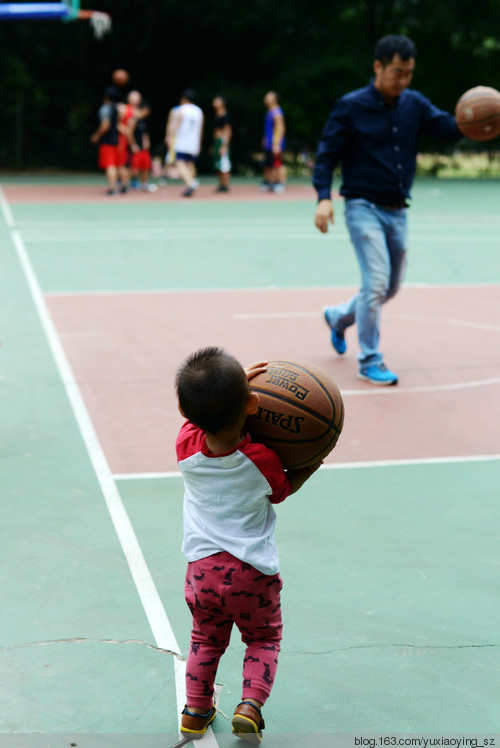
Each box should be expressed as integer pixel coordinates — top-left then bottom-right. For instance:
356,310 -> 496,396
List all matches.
323,307 -> 346,355
358,362 -> 398,386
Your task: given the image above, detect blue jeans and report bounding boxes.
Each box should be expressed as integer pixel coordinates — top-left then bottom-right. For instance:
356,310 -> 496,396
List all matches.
332,198 -> 408,365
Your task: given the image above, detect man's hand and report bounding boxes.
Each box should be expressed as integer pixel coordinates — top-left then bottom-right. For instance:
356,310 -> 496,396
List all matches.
315,199 -> 334,233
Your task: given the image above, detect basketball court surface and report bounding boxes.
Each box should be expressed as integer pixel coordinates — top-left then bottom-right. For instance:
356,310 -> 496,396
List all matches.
0,175 -> 499,746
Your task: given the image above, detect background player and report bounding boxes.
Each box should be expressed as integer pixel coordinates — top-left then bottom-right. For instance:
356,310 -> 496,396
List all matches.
212,95 -> 232,193
166,90 -> 204,197
90,86 -> 121,195
261,91 -> 286,193
130,96 -> 157,192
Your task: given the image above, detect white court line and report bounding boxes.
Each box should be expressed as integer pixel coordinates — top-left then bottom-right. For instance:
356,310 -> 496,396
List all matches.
114,470 -> 182,481
0,184 -> 15,227
16,229 -> 500,244
341,376 -> 500,396
113,453 -> 500,481
7,223 -> 198,735
392,313 -> 500,333
43,280 -> 500,299
233,311 -> 500,333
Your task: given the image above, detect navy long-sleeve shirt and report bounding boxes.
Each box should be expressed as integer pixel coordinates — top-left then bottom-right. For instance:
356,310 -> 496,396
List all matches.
313,80 -> 461,205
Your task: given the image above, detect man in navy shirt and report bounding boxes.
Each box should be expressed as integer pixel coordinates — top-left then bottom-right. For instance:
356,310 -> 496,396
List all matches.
313,35 -> 461,385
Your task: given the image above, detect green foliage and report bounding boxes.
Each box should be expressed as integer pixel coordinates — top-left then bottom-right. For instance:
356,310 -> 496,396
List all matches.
1,0 -> 500,169
417,151 -> 500,178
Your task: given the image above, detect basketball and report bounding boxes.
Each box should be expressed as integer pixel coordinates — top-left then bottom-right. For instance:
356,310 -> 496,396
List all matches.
246,359 -> 344,470
455,86 -> 500,141
111,68 -> 130,88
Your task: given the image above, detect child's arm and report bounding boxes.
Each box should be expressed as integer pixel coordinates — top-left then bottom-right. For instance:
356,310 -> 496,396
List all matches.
286,461 -> 322,494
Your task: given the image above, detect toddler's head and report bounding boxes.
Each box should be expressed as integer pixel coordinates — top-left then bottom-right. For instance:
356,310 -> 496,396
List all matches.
176,347 -> 250,434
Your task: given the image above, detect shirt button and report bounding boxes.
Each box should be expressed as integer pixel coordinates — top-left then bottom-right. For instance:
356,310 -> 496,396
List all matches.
394,145 -> 400,151
393,126 -> 398,132
397,164 -> 403,170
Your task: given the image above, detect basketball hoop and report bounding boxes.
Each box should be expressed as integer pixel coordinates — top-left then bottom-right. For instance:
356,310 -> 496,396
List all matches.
0,3 -> 112,38
78,9 -> 111,39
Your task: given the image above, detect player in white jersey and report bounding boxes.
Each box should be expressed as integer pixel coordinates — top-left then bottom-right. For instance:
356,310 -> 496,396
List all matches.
166,89 -> 204,197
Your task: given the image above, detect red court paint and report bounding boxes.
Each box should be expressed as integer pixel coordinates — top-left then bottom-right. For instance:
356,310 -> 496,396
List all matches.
3,183 -> 316,204
46,285 -> 500,475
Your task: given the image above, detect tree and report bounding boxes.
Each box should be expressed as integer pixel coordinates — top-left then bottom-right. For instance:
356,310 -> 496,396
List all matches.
0,0 -> 499,170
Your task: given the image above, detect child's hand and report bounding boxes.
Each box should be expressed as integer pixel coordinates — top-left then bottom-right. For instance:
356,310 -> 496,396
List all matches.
244,361 -> 267,381
286,460 -> 323,494
305,460 -> 323,474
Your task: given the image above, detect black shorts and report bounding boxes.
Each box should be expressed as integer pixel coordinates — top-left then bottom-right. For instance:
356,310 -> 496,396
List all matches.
176,152 -> 197,163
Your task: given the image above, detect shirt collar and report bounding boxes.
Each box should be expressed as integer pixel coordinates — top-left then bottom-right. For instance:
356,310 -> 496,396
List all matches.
369,77 -> 403,107
201,432 -> 251,458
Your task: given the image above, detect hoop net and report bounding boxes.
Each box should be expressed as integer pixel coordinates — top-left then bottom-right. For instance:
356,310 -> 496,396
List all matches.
79,9 -> 111,38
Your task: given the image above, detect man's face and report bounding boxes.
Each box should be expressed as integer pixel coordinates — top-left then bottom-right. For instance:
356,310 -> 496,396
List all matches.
128,91 -> 141,107
264,92 -> 275,109
373,54 -> 415,99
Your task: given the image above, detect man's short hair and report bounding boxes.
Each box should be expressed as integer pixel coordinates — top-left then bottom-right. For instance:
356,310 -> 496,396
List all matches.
104,85 -> 121,103
182,88 -> 197,103
176,347 -> 249,434
374,35 -> 417,65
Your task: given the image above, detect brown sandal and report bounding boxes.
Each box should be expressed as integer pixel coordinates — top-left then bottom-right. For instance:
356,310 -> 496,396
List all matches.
231,701 -> 265,744
180,705 -> 216,737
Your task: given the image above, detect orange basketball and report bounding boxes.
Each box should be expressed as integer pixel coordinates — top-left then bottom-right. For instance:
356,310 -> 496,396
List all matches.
111,68 -> 130,88
247,359 -> 344,470
455,86 -> 500,141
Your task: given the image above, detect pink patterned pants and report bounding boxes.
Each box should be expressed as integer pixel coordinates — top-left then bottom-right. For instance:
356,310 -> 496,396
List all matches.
184,551 -> 283,709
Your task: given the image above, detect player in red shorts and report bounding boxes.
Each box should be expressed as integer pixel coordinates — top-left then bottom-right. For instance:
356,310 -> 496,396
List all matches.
90,86 -> 121,195
115,91 -> 138,193
130,98 -> 157,192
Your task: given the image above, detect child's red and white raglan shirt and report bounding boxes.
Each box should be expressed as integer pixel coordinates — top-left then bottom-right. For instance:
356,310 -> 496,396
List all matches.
176,421 -> 292,575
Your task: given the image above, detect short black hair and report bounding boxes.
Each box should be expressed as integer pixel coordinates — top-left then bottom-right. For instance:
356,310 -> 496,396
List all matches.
182,88 -> 197,103
176,347 -> 249,434
104,85 -> 121,103
374,35 -> 417,65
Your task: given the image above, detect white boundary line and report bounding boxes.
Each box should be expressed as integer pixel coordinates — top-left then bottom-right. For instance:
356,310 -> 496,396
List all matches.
113,453 -> 500,481
11,228 -> 187,707
42,280 -> 500,298
3,201 -> 203,735
0,184 -> 15,227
